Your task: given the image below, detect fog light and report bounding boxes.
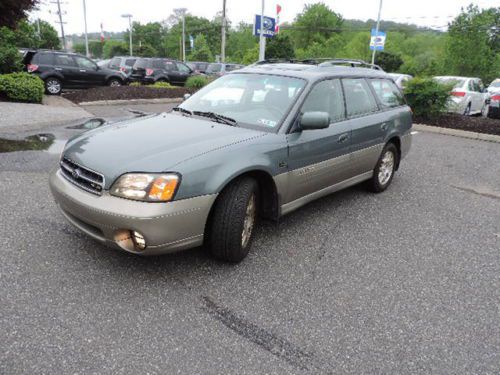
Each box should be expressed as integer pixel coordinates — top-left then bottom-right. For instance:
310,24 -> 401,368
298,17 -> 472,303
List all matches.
131,231 -> 146,250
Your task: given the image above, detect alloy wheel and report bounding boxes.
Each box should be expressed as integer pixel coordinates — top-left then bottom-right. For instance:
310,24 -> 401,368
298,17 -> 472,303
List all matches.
241,193 -> 256,248
378,150 -> 395,186
46,79 -> 61,94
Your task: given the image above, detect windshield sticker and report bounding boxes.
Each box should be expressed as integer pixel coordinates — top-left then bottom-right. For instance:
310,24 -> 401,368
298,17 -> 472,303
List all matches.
257,118 -> 277,127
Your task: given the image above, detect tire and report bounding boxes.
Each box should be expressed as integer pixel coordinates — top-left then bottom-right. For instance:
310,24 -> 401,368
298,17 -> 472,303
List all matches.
464,102 -> 471,116
107,78 -> 122,87
45,77 -> 62,95
208,177 -> 259,263
368,143 -> 398,193
481,102 -> 489,117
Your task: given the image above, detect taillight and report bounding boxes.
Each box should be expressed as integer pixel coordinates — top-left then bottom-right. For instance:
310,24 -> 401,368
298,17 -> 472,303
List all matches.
491,95 -> 500,101
119,67 -> 126,72
451,91 -> 466,97
27,64 -> 38,73
146,68 -> 154,76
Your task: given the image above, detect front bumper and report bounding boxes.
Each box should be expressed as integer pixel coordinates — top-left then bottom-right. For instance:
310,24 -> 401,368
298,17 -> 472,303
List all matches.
49,169 -> 217,255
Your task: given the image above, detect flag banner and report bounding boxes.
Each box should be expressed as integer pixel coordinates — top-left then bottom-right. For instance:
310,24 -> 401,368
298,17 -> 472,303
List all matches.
253,15 -> 276,38
276,4 -> 282,33
370,29 -> 386,51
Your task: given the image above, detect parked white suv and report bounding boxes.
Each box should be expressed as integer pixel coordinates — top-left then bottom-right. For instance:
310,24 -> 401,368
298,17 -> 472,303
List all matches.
434,76 -> 489,116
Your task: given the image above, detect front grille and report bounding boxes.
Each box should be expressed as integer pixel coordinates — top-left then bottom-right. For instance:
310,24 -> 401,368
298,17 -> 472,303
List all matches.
60,157 -> 104,196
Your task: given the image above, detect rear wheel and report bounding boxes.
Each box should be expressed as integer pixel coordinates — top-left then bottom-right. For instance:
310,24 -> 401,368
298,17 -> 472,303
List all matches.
208,177 -> 258,263
368,143 -> 398,193
464,102 -> 471,116
45,77 -> 62,95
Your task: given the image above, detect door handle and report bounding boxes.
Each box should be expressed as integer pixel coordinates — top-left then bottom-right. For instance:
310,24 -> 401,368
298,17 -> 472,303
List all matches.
79,69 -> 86,72
55,67 -> 62,71
381,123 -> 388,131
338,133 -> 349,143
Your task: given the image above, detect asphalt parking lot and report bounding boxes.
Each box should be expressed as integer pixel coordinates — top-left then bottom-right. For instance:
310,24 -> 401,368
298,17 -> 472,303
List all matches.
1,128 -> 499,374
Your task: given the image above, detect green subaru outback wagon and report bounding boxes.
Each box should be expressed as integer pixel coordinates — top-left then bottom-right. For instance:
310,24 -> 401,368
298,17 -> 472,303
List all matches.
50,60 -> 412,262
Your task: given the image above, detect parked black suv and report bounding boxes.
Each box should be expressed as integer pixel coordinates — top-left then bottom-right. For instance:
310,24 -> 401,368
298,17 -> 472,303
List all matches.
129,58 -> 196,86
23,50 -> 126,95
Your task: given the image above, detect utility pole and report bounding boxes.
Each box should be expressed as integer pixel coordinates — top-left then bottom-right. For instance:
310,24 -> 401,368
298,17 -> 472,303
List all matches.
371,0 -> 383,67
258,0 -> 266,61
52,0 -> 67,50
181,12 -> 186,61
82,0 -> 89,57
121,14 -> 133,56
221,0 -> 227,63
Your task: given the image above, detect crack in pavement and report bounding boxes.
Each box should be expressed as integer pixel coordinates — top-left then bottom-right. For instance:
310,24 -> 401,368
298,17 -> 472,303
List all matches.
451,185 -> 500,201
201,296 -> 322,372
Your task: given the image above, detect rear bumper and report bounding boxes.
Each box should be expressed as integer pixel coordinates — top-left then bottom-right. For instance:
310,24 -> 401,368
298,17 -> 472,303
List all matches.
49,169 -> 217,255
488,102 -> 500,118
400,132 -> 412,160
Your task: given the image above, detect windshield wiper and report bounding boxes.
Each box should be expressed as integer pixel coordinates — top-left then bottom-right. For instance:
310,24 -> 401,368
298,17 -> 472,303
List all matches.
172,107 -> 193,116
192,111 -> 237,126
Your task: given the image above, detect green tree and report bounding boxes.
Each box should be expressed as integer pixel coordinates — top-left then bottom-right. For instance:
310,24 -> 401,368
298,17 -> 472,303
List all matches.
226,22 -> 257,63
102,40 -> 129,58
443,5 -> 499,82
188,35 -> 213,62
37,20 -> 60,49
125,22 -> 165,56
241,44 -> 259,65
0,27 -> 23,73
265,34 -> 295,60
73,43 -> 86,55
375,51 -> 404,72
291,3 -> 343,49
135,43 -> 157,57
0,0 -> 37,28
88,40 -> 103,58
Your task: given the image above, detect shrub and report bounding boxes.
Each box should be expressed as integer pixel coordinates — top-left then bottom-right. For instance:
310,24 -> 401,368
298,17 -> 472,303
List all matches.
128,81 -> 142,87
185,75 -> 211,89
404,78 -> 452,119
152,81 -> 173,88
0,72 -> 44,103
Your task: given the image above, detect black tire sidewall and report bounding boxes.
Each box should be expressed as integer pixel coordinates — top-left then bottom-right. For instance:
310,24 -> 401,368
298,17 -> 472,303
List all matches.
208,177 -> 259,262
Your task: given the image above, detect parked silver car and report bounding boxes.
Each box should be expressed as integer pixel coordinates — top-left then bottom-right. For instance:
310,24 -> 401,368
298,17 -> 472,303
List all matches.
387,73 -> 413,90
50,62 -> 412,262
434,76 -> 489,116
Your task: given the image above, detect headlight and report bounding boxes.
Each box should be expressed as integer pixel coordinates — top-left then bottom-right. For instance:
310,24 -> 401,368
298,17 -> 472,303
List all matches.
110,173 -> 180,202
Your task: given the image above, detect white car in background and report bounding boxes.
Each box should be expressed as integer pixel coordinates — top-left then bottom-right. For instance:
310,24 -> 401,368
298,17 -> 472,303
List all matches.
486,79 -> 500,118
387,73 -> 413,90
434,76 -> 489,116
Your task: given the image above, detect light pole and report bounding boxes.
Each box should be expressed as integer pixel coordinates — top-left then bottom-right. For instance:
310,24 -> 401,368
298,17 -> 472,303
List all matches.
258,0 -> 265,61
83,0 -> 89,57
221,0 -> 227,63
121,14 -> 133,56
371,0 -> 383,67
174,8 -> 187,62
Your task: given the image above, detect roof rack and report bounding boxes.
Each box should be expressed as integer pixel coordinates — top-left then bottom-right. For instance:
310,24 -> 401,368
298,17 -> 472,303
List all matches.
255,58 -> 383,71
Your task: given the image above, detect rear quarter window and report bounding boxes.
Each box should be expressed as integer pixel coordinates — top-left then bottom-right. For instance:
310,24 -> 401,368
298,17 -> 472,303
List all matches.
125,59 -> 136,67
369,79 -> 405,108
109,57 -> 121,68
33,53 -> 54,65
342,78 -> 379,117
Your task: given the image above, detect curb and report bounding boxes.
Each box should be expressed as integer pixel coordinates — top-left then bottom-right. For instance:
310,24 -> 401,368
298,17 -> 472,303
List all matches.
413,124 -> 500,144
78,97 -> 184,106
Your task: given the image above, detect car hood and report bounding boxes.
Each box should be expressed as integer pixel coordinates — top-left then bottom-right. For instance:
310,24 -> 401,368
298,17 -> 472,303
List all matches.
63,113 -> 266,189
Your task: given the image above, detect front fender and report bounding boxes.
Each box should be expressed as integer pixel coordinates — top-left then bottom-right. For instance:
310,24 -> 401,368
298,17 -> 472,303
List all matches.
173,134 -> 288,200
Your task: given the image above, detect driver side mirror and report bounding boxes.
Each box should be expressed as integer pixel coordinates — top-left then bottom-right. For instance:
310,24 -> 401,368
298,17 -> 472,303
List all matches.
183,93 -> 191,101
299,111 -> 330,130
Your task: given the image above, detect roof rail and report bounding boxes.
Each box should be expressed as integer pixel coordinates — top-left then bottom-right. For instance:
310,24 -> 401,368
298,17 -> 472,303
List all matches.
255,57 -> 383,71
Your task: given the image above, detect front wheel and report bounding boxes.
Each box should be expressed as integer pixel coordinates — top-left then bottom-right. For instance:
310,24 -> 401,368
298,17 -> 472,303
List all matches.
368,143 -> 398,193
45,77 -> 62,95
107,78 -> 122,87
208,177 -> 258,263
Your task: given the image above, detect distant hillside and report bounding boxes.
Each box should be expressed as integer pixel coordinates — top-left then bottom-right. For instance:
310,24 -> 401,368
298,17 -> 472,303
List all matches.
343,19 -> 443,33
68,31 -> 125,45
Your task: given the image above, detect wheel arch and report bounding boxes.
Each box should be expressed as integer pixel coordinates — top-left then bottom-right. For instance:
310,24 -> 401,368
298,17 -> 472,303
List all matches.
386,135 -> 402,170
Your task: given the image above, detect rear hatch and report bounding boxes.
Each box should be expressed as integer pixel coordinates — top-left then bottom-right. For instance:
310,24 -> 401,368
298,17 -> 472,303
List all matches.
130,58 -> 149,81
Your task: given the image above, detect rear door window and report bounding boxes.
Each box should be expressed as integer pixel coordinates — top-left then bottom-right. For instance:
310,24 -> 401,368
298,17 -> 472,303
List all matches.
54,54 -> 77,67
74,56 -> 97,70
368,79 -> 405,108
301,79 -> 345,123
125,59 -> 136,67
152,60 -> 164,69
342,78 -> 379,117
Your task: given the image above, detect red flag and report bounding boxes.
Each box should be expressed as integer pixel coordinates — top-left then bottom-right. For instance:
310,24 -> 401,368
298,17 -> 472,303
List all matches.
276,4 -> 282,33
100,22 -> 105,42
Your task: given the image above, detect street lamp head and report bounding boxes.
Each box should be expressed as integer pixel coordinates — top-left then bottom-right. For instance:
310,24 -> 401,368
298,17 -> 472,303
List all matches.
121,14 -> 132,18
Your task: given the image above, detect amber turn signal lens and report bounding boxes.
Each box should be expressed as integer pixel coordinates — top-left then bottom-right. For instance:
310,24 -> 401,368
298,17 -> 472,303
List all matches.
148,175 -> 179,201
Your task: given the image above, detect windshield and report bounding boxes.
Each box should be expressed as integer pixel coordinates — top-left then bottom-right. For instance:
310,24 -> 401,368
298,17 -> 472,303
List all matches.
490,81 -> 500,88
178,73 -> 306,130
206,63 -> 222,73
